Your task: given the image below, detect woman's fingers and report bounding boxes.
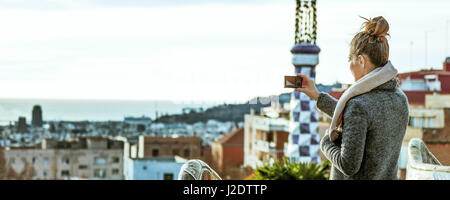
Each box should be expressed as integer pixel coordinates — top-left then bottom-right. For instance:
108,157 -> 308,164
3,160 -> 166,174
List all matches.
296,73 -> 307,79
295,87 -> 306,93
296,73 -> 310,80
297,73 -> 311,86
294,73 -> 319,100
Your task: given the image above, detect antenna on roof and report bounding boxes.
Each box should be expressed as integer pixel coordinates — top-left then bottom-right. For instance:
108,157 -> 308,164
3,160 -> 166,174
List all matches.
446,20 -> 449,57
410,41 -> 414,68
425,29 -> 438,68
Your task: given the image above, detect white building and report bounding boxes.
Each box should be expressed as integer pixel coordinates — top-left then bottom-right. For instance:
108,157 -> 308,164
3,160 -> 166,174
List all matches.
124,156 -> 186,180
244,113 -> 290,169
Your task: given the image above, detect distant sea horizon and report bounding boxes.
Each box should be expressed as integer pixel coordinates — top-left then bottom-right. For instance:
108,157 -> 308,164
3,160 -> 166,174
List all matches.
0,98 -> 222,125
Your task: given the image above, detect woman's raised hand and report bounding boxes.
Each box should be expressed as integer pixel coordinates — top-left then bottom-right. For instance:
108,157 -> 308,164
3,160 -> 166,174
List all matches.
295,73 -> 320,101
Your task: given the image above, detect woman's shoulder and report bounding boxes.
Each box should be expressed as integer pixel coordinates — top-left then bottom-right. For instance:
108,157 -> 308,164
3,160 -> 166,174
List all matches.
347,87 -> 409,112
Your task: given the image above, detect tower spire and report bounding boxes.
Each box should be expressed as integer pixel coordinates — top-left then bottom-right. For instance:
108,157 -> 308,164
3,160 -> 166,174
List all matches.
294,0 -> 317,45
288,0 -> 321,163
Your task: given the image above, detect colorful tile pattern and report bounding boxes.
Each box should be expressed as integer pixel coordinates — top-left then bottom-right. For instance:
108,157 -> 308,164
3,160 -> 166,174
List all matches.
288,65 -> 320,163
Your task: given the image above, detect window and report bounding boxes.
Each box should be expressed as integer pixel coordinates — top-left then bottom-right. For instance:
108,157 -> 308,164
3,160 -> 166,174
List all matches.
413,117 -> 420,127
428,117 -> 435,128
411,117 -> 423,127
43,171 -> 48,178
112,157 -> 120,163
94,157 -> 107,165
152,149 -> 159,157
420,117 -> 425,127
43,158 -> 49,165
94,169 -> 106,178
137,124 -> 146,132
267,131 -> 274,142
183,149 -> 190,157
32,157 -> 37,165
112,168 -> 120,175
163,173 -> 174,180
79,165 -> 88,170
62,158 -> 70,165
61,170 -> 70,176
172,149 -> 179,156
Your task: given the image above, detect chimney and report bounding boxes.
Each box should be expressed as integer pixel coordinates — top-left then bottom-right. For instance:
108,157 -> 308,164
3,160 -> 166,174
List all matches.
445,57 -> 450,72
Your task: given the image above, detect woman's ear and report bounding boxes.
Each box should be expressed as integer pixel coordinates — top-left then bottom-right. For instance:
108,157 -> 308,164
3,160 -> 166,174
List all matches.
357,55 -> 365,66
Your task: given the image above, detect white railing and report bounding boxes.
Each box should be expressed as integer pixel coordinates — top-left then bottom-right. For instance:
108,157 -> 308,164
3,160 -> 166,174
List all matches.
178,159 -> 222,180
406,138 -> 450,180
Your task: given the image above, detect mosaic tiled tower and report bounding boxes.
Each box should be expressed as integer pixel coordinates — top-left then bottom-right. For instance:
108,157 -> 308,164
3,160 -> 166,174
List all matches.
287,44 -> 320,163
287,0 -> 321,163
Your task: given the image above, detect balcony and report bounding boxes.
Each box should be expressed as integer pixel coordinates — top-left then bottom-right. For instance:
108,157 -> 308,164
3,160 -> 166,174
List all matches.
251,116 -> 289,132
252,140 -> 281,153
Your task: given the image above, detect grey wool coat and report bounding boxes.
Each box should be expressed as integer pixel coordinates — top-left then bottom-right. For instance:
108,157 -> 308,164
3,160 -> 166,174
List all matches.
317,78 -> 409,180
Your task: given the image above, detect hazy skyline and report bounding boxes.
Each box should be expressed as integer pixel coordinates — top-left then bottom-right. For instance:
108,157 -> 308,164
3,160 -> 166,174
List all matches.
0,0 -> 449,102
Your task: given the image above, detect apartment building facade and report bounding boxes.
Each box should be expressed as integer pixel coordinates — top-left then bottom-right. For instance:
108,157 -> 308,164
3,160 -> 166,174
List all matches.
244,114 -> 290,169
1,137 -> 123,180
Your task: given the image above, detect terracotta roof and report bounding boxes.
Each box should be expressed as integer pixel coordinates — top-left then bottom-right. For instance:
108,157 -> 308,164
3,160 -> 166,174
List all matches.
328,90 -> 345,99
216,127 -> 243,145
397,70 -> 450,93
397,69 -> 450,80
326,63 -> 450,104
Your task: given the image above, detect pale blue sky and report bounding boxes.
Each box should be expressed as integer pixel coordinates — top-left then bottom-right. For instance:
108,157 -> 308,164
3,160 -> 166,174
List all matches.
0,0 -> 449,102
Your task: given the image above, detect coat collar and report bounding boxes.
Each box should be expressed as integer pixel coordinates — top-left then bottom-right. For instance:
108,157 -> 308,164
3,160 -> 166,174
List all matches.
372,78 -> 398,91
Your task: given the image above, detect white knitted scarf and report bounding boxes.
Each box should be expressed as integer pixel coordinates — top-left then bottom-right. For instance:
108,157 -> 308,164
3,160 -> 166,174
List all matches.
328,61 -> 398,141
